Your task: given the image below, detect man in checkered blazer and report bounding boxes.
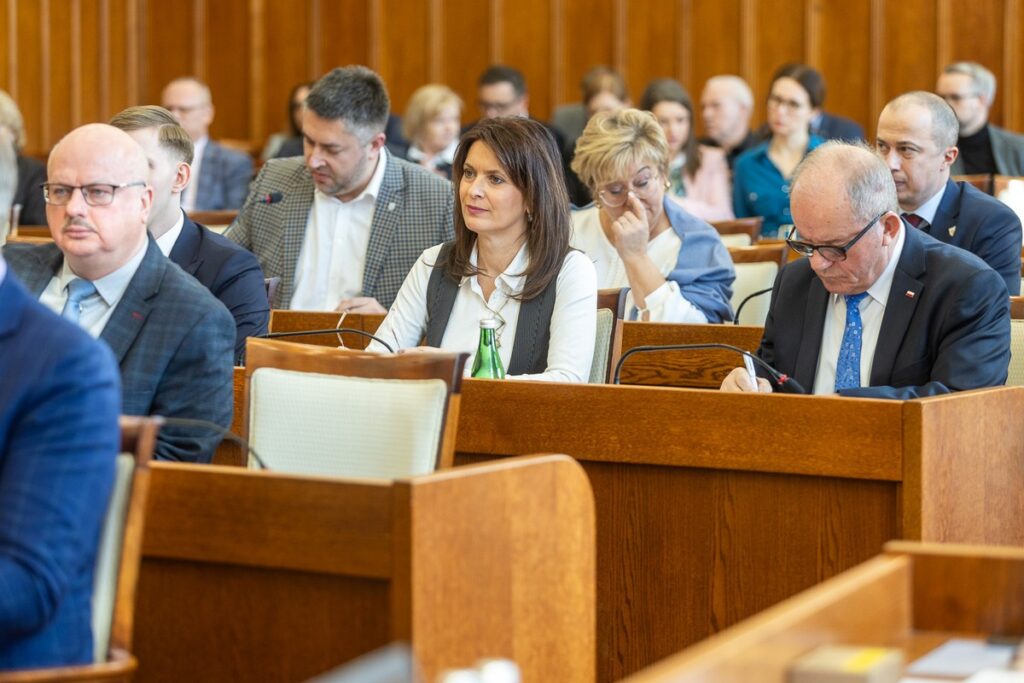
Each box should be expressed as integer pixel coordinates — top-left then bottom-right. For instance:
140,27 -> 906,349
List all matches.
226,66 -> 454,312
3,124 -> 235,463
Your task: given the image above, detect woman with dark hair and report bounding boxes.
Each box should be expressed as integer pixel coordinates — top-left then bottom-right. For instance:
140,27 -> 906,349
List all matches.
640,78 -> 733,222
260,81 -> 313,160
369,117 -> 597,382
733,64 -> 824,236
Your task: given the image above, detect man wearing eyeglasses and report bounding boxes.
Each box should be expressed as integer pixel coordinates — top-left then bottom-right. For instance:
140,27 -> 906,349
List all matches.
2,123 -> 235,462
721,141 -> 1009,398
876,91 -> 1021,295
937,62 -> 1024,177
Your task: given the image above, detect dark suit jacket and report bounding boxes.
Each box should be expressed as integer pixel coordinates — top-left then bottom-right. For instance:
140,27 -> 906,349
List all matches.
14,155 -> 47,227
923,179 -> 1022,295
0,270 -> 118,669
3,239 -> 236,462
812,112 -> 865,141
757,225 -> 1009,399
193,139 -> 253,211
169,213 -> 269,360
225,152 -> 453,309
951,124 -> 1024,176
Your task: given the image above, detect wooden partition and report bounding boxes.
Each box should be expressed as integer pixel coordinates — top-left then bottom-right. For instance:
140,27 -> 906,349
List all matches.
623,541 -> 1024,682
451,382 -> 1024,682
134,454 -> 595,683
268,309 -> 386,348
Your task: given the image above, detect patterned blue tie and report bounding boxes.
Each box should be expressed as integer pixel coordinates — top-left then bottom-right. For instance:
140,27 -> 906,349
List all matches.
834,292 -> 868,392
61,278 -> 97,324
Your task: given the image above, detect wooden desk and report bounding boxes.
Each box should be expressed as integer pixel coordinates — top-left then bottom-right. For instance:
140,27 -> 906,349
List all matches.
134,455 -> 595,683
623,541 -> 1024,682
615,322 -> 763,387
268,309 -> 386,348
453,382 -> 1024,682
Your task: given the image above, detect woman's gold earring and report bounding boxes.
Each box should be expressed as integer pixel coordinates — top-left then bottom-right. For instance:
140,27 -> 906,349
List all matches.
526,211 -> 533,223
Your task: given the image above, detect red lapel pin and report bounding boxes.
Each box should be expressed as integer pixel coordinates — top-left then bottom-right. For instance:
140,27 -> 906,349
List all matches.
905,290 -> 915,299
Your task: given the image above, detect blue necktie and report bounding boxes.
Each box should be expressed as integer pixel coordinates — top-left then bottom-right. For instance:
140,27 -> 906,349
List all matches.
61,278 -> 97,324
834,292 -> 868,392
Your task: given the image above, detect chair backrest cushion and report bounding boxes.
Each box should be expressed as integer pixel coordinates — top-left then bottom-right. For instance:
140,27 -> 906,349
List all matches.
1008,320 -> 1024,386
249,368 -> 448,478
91,453 -> 135,662
589,309 -> 614,384
731,261 -> 779,326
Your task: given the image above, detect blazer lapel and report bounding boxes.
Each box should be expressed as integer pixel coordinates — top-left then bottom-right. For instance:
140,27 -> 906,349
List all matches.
168,214 -> 203,276
279,167 -> 315,305
869,229 -> 925,385
925,179 -> 959,242
100,239 -> 165,364
794,276 -> 829,390
361,153 -> 404,298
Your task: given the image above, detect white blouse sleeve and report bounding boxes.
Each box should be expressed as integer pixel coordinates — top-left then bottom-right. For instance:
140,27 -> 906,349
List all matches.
642,279 -> 709,323
367,244 -> 443,353
511,250 -> 597,383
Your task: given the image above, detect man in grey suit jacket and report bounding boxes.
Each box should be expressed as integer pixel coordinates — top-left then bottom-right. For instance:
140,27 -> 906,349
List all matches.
2,123 -> 234,463
938,61 -> 1024,176
162,77 -> 253,210
226,66 -> 453,312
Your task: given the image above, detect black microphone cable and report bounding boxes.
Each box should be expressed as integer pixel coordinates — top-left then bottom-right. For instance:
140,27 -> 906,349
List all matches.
733,287 -> 773,325
256,328 -> 395,354
158,416 -> 270,470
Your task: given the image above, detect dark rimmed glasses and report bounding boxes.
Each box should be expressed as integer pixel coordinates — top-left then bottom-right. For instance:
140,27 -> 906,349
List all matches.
785,211 -> 887,261
42,182 -> 147,207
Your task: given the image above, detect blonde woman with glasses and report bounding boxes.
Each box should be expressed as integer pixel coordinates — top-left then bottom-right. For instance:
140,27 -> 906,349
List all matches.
570,108 -> 735,322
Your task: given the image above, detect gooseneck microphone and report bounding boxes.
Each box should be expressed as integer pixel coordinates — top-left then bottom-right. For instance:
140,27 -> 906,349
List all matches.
253,191 -> 284,205
612,342 -> 806,394
257,328 -> 396,354
733,287 -> 773,325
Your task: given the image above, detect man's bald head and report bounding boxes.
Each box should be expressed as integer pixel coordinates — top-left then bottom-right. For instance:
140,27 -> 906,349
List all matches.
789,142 -> 902,296
700,75 -> 753,149
45,123 -> 153,281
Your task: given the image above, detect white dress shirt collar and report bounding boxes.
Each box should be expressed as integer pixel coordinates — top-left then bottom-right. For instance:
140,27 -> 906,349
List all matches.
464,240 -> 530,299
61,240 -> 149,308
155,211 -> 186,257
906,184 -> 946,226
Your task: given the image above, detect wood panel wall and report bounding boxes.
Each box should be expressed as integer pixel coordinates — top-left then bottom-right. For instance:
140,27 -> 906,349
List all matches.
3,0 -> 1023,157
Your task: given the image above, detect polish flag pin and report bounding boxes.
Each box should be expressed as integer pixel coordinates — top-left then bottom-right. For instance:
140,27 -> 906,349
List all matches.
905,290 -> 915,299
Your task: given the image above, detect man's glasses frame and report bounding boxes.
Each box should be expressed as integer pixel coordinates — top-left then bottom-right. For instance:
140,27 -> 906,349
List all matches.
42,182 -> 147,207
785,211 -> 887,261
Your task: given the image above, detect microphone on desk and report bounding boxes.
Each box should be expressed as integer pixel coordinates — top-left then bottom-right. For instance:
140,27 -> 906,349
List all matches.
612,343 -> 806,394
253,191 -> 284,205
733,287 -> 773,325
158,416 -> 270,470
254,328 -> 396,354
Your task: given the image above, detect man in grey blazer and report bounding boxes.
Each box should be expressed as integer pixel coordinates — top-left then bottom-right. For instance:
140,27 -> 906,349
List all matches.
226,66 -> 453,312
938,62 -> 1024,176
2,123 -> 235,463
162,77 -> 253,210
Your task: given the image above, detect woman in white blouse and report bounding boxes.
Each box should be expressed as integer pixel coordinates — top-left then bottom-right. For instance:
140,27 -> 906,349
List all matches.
369,117 -> 597,383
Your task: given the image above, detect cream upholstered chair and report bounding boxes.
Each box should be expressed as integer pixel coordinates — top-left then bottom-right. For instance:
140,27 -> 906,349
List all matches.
589,288 -> 626,384
0,417 -> 158,683
728,244 -> 787,326
718,233 -> 752,248
1008,320 -> 1024,386
243,338 -> 468,477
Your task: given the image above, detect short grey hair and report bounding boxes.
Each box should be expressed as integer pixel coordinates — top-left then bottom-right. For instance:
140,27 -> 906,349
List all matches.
305,66 -> 390,142
792,141 -> 898,224
883,91 -> 959,149
0,136 -> 16,218
704,75 -> 753,109
944,61 -> 997,103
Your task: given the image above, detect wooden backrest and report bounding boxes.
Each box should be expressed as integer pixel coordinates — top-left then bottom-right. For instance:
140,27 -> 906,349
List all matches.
12,224 -> 51,239
187,210 -> 239,228
135,454 -> 595,683
614,322 -> 764,387
1012,296 -> 1024,319
597,287 -> 630,319
244,338 -> 468,470
711,217 -> 763,243
953,173 -> 994,194
727,243 -> 787,268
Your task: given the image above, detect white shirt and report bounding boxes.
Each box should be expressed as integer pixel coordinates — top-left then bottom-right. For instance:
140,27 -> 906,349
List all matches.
0,254 -> 6,284
182,136 -> 208,212
904,185 -> 946,226
812,226 -> 906,394
155,211 -> 186,256
369,243 -> 597,383
289,152 -> 388,310
570,205 -> 707,322
407,139 -> 458,174
38,240 -> 149,338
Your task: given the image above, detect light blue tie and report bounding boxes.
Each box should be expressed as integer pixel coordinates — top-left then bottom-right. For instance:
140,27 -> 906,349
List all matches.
61,278 -> 97,324
834,292 -> 868,392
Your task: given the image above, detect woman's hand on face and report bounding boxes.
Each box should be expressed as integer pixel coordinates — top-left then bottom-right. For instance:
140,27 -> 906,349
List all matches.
609,192 -> 650,262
